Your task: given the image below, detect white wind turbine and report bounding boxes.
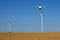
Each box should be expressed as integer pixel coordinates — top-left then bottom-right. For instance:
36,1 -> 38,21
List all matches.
8,22 -> 11,33
37,6 -> 44,32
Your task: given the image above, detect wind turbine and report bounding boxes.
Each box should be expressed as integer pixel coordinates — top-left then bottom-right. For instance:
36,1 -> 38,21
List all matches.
8,22 -> 11,33
37,6 -> 44,32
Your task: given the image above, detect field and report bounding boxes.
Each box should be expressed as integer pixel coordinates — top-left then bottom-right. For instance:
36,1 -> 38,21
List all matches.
0,32 -> 60,40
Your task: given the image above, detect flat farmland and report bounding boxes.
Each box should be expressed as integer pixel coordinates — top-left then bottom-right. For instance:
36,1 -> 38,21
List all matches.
0,32 -> 60,40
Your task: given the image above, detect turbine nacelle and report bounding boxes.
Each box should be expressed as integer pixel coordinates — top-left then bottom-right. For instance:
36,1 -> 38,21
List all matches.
36,6 -> 43,10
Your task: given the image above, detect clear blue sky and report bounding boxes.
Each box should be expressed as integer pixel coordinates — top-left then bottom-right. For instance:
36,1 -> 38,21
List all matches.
0,0 -> 60,32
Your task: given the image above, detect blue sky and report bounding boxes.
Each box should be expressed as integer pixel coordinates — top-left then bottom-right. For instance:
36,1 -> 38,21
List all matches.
0,0 -> 60,32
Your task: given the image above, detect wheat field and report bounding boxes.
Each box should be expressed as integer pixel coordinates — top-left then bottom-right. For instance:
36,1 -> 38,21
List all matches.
0,32 -> 60,40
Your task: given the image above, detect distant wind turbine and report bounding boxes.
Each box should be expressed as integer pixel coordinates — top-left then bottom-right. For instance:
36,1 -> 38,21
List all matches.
37,6 -> 44,32
8,21 -> 12,33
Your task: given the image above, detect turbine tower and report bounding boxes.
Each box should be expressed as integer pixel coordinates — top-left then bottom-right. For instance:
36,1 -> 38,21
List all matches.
37,6 -> 44,32
8,22 -> 11,33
